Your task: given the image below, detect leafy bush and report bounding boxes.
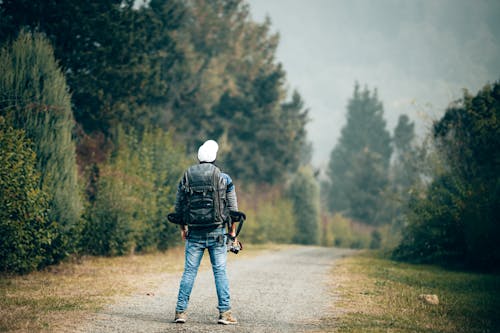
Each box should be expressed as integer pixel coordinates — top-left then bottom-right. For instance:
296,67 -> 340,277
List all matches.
81,172 -> 133,256
0,118 -> 55,274
321,213 -> 371,249
81,127 -> 187,255
321,213 -> 353,247
238,184 -> 296,244
393,174 -> 467,264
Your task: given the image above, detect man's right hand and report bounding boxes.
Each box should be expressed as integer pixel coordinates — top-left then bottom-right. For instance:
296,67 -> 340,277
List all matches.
181,228 -> 188,241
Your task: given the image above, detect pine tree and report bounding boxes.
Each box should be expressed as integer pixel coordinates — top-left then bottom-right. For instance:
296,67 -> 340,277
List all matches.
380,114 -> 420,230
391,114 -> 419,198
170,0 -> 308,184
287,167 -> 320,245
0,31 -> 81,262
326,83 -> 392,225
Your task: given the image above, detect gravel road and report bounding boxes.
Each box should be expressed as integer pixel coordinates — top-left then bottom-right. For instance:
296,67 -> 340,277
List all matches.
80,246 -> 354,333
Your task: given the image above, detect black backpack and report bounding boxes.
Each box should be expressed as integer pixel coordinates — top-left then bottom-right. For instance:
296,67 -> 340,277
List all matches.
181,163 -> 229,228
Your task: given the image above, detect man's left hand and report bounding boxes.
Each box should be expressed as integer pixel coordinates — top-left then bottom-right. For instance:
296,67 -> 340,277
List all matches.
181,229 -> 188,241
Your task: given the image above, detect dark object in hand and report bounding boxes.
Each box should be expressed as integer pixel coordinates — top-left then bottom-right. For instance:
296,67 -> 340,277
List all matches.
228,238 -> 243,254
167,213 -> 183,225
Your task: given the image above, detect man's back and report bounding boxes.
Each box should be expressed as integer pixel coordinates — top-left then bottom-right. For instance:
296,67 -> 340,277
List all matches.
176,163 -> 238,230
173,140 -> 239,325
182,163 -> 227,228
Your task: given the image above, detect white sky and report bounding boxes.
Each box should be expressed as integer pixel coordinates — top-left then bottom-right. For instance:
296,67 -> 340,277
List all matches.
246,0 -> 500,168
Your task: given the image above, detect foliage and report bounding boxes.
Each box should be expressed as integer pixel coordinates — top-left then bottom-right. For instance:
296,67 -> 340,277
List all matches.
287,167 -> 320,245
326,83 -> 392,225
212,87 -> 309,184
0,31 -> 81,267
369,230 -> 382,249
394,82 -> 500,269
238,185 -> 296,244
0,0 -> 310,271
81,127 -> 188,255
393,174 -> 468,264
0,0 -> 185,135
0,0 -> 309,186
390,114 -> 420,201
377,223 -> 403,251
320,213 -> 371,249
321,213 -> 349,247
81,172 -> 132,256
179,0 -> 309,184
378,114 -> 421,247
0,117 -> 55,274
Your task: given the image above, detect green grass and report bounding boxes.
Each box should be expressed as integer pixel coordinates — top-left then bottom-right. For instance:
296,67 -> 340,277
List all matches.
326,251 -> 500,333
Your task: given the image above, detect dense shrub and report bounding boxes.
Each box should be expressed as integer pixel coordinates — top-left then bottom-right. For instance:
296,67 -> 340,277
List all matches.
238,184 -> 296,244
393,82 -> 500,269
81,172 -> 133,256
321,213 -> 352,247
321,213 -> 371,248
81,127 -> 188,255
0,117 -> 55,273
393,174 -> 468,264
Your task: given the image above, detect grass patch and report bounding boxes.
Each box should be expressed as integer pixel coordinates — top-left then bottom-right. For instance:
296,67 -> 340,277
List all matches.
0,243 -> 284,332
326,251 -> 500,333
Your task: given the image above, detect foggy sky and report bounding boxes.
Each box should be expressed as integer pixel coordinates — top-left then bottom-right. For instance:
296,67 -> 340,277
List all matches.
247,0 -> 500,168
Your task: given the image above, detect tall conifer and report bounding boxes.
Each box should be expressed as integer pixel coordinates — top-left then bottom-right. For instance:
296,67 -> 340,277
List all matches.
288,167 -> 320,244
326,83 -> 392,225
0,31 -> 81,261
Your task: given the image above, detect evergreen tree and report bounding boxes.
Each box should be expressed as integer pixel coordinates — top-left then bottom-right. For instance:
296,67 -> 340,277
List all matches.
210,70 -> 308,184
326,83 -> 392,225
386,114 -> 420,226
171,0 -> 308,184
393,114 -> 415,154
280,90 -> 311,169
287,167 -> 320,245
0,31 -> 81,262
167,0 -> 248,142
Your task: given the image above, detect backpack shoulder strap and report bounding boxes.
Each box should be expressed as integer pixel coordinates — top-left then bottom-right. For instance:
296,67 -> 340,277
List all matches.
181,168 -> 191,193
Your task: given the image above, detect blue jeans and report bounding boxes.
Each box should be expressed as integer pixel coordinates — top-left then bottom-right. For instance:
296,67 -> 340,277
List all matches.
175,227 -> 231,313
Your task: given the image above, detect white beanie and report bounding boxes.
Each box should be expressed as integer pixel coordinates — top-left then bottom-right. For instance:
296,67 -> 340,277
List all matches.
197,140 -> 219,163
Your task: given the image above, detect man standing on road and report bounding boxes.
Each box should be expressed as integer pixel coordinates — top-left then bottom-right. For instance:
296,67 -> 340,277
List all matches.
173,139 -> 239,325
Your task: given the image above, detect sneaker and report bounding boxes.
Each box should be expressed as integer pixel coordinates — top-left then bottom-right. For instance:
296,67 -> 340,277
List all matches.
173,311 -> 187,323
218,310 -> 237,325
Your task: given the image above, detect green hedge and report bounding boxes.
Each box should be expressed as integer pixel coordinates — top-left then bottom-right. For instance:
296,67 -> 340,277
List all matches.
0,117 -> 55,274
